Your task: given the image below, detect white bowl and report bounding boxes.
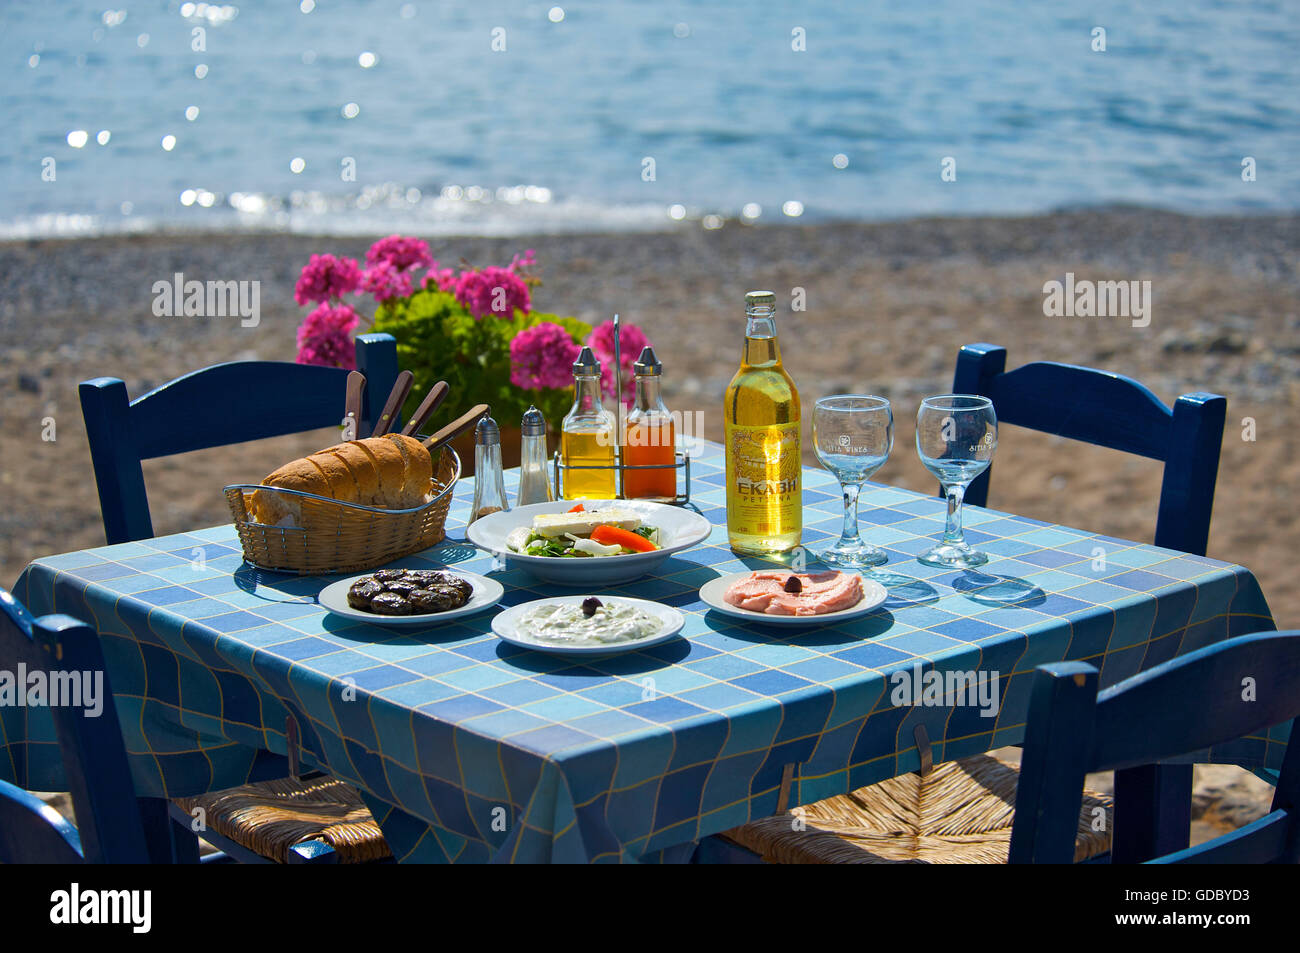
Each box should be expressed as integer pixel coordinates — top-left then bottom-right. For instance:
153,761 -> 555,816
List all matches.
465,499 -> 712,586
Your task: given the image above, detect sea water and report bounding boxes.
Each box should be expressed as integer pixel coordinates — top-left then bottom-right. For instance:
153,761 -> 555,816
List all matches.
3,0 -> 1298,237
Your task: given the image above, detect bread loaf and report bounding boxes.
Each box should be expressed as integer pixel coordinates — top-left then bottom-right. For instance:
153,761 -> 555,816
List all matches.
249,435 -> 435,526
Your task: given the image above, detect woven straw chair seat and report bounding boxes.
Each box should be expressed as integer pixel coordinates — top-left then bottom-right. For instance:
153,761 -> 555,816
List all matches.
723,753 -> 1112,864
173,776 -> 392,864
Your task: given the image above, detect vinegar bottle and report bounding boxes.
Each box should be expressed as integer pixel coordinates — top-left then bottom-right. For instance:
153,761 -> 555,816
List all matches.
560,346 -> 617,499
623,346 -> 676,500
723,290 -> 802,553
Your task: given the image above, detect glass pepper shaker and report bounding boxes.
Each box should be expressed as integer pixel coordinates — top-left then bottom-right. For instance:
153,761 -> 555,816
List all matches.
516,405 -> 553,506
470,415 -> 509,523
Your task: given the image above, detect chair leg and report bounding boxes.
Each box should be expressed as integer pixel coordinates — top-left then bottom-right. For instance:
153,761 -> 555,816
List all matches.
1112,764 -> 1193,863
138,797 -> 201,864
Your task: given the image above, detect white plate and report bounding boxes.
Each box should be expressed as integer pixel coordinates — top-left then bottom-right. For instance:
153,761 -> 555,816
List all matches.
466,499 -> 712,586
492,595 -> 685,656
318,570 -> 503,626
698,571 -> 888,625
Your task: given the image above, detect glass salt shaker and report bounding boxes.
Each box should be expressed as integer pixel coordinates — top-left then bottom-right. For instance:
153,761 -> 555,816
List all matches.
516,405 -> 553,506
470,415 -> 509,524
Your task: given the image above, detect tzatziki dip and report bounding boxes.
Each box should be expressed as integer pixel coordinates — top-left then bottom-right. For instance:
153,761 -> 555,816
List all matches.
518,599 -> 663,647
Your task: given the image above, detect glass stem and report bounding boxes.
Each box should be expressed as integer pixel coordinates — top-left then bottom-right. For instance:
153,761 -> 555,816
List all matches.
839,482 -> 862,547
942,483 -> 966,546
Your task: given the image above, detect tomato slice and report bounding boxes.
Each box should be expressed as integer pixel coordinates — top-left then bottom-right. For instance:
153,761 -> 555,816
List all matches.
567,503 -> 585,513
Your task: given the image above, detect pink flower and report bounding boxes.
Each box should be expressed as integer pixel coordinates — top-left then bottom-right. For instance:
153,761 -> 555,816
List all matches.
508,248 -> 537,273
423,267 -> 457,292
294,254 -> 363,306
361,261 -> 414,304
296,303 -> 360,368
365,234 -> 434,272
510,323 -> 581,391
454,266 -> 530,319
587,320 -> 650,405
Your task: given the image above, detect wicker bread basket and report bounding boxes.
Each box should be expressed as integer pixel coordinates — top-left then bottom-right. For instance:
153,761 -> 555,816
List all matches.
224,446 -> 459,574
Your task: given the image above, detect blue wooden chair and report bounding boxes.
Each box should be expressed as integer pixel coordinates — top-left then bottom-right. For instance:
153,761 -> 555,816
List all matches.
79,332 -> 400,545
953,343 -> 1229,859
0,586 -> 151,863
75,335 -> 400,863
716,345 -> 1230,864
1011,631 -> 1300,864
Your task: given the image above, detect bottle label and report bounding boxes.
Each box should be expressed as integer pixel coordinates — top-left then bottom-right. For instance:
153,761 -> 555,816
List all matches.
725,422 -> 801,537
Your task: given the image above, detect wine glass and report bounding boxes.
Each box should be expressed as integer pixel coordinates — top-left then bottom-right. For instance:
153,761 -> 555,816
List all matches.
812,395 -> 893,568
915,395 -> 997,569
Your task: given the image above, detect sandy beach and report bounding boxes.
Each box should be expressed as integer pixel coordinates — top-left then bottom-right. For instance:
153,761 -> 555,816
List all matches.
3,209 -> 1297,619
2,207 -> 1298,843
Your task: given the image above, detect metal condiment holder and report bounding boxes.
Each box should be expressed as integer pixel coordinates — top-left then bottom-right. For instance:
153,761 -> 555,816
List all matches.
551,450 -> 692,505
552,312 -> 692,504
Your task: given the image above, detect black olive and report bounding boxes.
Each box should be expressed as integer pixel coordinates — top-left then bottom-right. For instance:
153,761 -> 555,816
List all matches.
581,597 -> 603,618
783,575 -> 803,593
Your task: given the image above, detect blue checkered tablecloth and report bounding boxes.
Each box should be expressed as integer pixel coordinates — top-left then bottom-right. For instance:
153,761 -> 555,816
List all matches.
3,439 -> 1282,862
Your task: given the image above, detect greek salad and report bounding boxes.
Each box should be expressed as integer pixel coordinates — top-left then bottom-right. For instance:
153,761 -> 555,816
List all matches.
504,503 -> 662,558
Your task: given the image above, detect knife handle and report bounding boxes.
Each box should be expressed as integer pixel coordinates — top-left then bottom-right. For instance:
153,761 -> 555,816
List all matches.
341,370 -> 365,441
401,380 -> 450,437
371,370 -> 414,437
422,404 -> 490,453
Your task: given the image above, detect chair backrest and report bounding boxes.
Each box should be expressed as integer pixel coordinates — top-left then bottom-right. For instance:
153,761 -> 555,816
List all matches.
951,343 -> 1227,555
0,587 -> 151,863
80,333 -> 399,544
1009,631 -> 1300,864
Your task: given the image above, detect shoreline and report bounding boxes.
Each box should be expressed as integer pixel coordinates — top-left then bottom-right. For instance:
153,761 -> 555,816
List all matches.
3,200 -> 1296,245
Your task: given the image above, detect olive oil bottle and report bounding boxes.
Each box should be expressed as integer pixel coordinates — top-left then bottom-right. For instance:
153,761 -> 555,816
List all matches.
560,346 -> 617,499
723,290 -> 802,554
